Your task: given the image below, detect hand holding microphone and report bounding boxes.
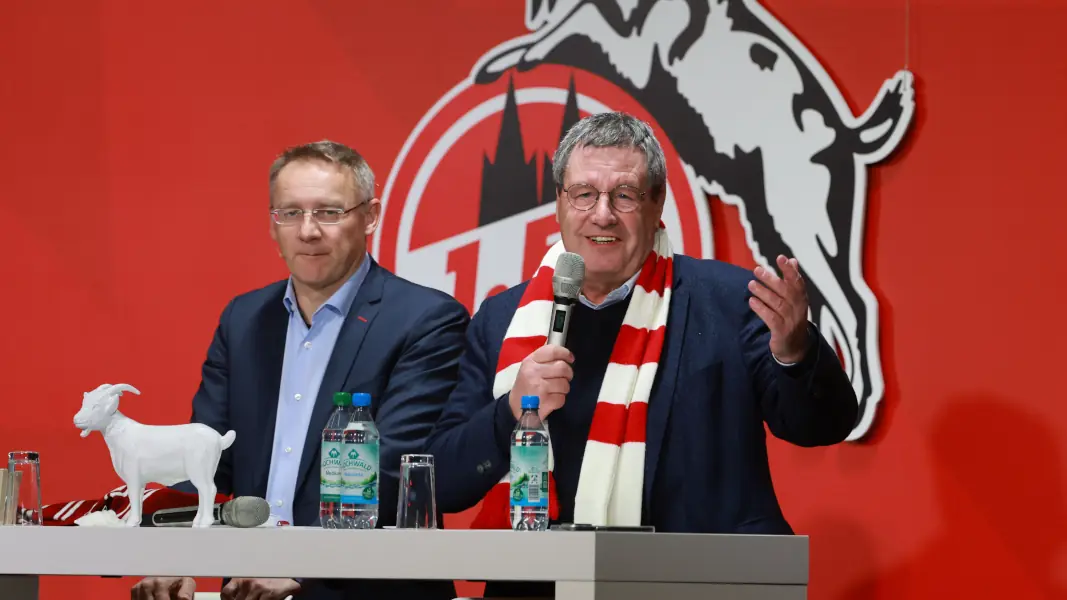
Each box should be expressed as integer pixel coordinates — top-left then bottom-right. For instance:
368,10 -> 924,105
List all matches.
509,345 -> 575,420
509,252 -> 584,420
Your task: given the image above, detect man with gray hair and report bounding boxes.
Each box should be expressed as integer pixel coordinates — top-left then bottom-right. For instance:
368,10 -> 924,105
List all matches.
427,112 -> 858,596
132,140 -> 466,600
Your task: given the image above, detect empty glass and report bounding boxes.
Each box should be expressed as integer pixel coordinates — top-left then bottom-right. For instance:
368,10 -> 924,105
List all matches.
0,468 -> 11,524
396,454 -> 437,529
7,452 -> 42,526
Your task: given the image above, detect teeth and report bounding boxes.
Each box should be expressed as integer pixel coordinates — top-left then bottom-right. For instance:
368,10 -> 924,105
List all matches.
590,236 -> 617,243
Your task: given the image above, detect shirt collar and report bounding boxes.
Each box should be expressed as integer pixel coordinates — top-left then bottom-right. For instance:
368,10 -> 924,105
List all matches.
578,268 -> 641,311
283,253 -> 372,318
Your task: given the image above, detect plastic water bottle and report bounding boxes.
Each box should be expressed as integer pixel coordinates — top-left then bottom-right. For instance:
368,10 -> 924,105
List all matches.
510,395 -> 550,531
341,392 -> 380,529
319,391 -> 351,529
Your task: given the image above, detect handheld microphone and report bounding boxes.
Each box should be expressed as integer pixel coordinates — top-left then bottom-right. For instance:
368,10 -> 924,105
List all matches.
145,496 -> 271,528
548,252 -> 585,347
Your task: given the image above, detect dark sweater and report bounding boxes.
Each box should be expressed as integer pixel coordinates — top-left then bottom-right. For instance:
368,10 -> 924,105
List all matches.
544,295 -> 632,524
487,295 -> 632,598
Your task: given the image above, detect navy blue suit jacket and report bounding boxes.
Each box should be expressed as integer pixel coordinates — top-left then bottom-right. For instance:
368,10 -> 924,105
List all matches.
427,255 -> 858,536
189,258 -> 467,600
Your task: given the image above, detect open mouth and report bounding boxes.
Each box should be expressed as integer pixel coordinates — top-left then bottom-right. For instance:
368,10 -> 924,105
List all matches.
588,235 -> 620,245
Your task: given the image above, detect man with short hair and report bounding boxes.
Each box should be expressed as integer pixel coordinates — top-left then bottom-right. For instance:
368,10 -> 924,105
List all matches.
427,112 -> 859,596
132,140 -> 467,600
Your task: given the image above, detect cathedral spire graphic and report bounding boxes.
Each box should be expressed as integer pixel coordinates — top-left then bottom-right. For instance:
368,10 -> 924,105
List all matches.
479,76 -> 538,227
542,75 -> 582,207
479,73 -> 584,227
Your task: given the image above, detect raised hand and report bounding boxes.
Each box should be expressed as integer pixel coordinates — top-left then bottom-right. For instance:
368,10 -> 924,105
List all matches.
508,344 -> 575,420
747,255 -> 811,364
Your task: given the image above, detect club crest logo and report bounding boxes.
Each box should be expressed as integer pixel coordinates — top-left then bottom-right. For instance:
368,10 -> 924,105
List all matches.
375,66 -> 710,314
375,0 -> 915,441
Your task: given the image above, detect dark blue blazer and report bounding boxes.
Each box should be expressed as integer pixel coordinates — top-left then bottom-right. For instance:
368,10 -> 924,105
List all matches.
189,258 -> 468,600
427,255 -> 858,536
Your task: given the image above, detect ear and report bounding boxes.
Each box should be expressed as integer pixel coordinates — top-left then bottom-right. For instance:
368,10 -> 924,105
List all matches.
363,198 -> 383,237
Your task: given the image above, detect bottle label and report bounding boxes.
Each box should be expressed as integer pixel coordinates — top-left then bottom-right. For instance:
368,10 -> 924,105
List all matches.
320,440 -> 343,502
510,445 -> 549,507
341,442 -> 379,505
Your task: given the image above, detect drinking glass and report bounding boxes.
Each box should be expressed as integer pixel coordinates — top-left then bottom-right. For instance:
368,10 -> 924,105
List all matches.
396,454 -> 437,529
0,468 -> 12,524
7,451 -> 42,526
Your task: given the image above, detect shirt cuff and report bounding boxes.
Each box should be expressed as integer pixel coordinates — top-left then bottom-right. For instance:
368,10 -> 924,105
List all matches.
773,354 -> 798,367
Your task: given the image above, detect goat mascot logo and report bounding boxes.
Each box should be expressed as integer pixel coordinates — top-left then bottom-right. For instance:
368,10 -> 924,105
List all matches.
375,0 -> 915,441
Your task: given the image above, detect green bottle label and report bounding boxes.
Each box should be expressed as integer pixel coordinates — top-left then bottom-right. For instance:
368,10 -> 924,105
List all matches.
341,442 -> 379,505
510,445 -> 549,508
320,440 -> 343,502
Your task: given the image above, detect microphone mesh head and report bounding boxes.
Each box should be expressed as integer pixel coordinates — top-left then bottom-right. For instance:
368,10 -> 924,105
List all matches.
553,252 -> 585,299
222,496 -> 271,528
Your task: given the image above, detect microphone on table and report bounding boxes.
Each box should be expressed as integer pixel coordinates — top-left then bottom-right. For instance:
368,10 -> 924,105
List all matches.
548,252 -> 585,347
144,496 -> 271,528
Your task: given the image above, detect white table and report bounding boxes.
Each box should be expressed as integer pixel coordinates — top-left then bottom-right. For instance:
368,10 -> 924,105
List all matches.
0,527 -> 808,599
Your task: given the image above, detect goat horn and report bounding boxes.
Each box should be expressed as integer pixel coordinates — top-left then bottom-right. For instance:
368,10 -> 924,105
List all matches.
108,384 -> 141,396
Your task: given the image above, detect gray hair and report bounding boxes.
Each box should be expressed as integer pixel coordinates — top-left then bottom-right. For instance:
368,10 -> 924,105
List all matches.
552,112 -> 667,196
268,139 -> 375,205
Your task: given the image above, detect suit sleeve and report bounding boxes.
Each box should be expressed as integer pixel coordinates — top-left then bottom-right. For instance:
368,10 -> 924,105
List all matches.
188,298 -> 236,496
425,303 -> 518,514
738,280 -> 859,446
372,295 -> 471,526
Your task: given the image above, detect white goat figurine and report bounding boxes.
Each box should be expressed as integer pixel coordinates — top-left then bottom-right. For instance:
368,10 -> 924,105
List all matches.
72,383 -> 236,528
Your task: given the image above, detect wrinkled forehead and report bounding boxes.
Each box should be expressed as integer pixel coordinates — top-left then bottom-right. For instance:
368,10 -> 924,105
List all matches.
563,145 -> 648,188
272,159 -> 357,207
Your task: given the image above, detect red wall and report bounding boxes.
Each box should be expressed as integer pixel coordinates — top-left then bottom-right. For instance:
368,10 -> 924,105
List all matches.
2,1 -> 1065,598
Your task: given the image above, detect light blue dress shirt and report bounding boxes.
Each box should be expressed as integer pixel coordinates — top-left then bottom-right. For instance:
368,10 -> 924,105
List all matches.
578,269 -> 641,310
264,254 -> 371,524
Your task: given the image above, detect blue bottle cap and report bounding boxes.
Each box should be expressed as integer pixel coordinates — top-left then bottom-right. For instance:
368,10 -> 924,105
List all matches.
521,395 -> 540,410
351,393 -> 372,407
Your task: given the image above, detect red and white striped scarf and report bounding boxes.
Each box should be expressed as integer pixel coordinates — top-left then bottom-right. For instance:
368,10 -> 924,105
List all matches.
471,222 -> 673,528
40,483 -> 229,525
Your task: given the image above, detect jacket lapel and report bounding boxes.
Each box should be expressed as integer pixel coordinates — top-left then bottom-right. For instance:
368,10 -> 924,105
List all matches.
643,266 -> 689,515
293,260 -> 385,496
251,287 -> 289,497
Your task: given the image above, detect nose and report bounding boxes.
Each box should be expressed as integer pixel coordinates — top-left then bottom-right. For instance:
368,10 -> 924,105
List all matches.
297,213 -> 323,241
590,191 -> 618,227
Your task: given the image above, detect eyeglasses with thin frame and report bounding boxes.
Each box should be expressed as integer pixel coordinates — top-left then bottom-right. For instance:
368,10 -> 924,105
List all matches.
269,201 -> 367,226
563,183 -> 647,213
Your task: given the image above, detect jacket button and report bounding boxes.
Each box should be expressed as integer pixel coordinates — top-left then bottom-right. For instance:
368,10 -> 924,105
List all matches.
476,465 -> 484,474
